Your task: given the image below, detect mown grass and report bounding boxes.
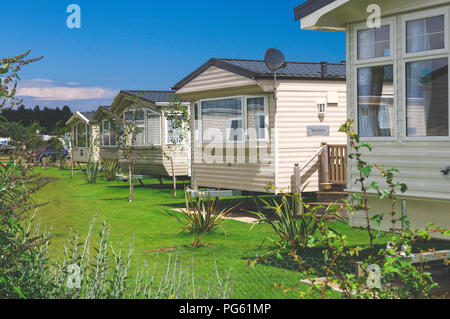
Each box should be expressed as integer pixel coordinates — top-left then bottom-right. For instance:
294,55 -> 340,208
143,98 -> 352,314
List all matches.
30,166 -> 446,299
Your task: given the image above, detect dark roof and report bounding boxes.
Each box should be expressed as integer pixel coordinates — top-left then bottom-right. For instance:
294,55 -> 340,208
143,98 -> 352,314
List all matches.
294,0 -> 336,21
173,58 -> 345,90
80,111 -> 96,121
120,90 -> 177,103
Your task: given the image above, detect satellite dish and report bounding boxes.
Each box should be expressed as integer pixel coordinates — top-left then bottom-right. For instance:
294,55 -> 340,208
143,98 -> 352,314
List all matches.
264,48 -> 286,72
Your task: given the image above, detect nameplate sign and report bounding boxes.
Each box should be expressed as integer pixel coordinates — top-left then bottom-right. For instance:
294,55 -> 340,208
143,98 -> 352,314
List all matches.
307,126 -> 330,137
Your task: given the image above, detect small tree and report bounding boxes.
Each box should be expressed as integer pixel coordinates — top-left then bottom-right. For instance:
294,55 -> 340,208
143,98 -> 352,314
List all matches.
107,103 -> 145,202
164,96 -> 190,197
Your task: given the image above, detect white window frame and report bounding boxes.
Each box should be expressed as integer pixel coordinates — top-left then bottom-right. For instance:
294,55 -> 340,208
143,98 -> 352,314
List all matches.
245,95 -> 269,142
402,8 -> 448,59
402,7 -> 450,141
353,17 -> 395,66
352,17 -> 397,141
195,94 -> 269,144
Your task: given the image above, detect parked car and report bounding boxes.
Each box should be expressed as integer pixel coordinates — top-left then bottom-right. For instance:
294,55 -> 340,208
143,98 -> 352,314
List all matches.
36,146 -> 70,163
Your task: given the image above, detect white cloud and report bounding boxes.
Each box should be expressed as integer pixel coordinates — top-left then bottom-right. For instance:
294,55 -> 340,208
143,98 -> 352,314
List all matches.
17,86 -> 118,101
15,78 -> 118,101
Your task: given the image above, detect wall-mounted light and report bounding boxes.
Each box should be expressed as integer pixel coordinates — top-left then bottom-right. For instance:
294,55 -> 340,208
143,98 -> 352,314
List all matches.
317,99 -> 327,117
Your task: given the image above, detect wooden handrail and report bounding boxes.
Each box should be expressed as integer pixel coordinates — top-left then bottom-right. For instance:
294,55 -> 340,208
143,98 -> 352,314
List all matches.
293,143 -> 347,199
293,145 -> 325,196
295,146 -> 325,173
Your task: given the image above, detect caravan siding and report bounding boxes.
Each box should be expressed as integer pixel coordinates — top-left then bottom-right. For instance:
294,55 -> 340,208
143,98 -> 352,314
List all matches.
190,95 -> 276,193
276,80 -> 347,192
177,66 -> 258,96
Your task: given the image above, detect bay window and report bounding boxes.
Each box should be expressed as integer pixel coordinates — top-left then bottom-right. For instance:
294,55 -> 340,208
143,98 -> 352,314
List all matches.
201,98 -> 243,142
121,108 -> 161,146
198,96 -> 268,143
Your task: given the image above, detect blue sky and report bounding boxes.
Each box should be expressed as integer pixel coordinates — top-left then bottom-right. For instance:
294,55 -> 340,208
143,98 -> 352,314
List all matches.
2,0 -> 346,112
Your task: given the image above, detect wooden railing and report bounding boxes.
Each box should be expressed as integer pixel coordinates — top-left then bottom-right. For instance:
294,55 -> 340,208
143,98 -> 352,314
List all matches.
321,143 -> 347,186
293,143 -> 347,195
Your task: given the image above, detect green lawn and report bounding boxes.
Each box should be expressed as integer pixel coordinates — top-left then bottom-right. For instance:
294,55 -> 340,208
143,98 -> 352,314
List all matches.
30,166 -> 440,299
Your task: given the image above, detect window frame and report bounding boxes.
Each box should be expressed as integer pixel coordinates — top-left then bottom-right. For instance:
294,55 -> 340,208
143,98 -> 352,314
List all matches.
353,17 -> 395,66
402,7 -> 450,141
75,121 -> 89,148
245,96 -> 269,142
195,94 -> 269,144
402,8 -> 448,59
146,108 -> 162,146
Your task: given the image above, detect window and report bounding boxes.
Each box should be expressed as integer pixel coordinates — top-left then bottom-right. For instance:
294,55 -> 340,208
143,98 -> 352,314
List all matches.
123,110 -> 145,146
166,115 -> 184,145
134,110 -> 145,146
201,98 -> 242,142
76,122 -> 88,147
357,65 -> 395,137
146,110 -> 161,146
101,120 -> 116,146
357,25 -> 390,60
406,15 -> 445,53
406,58 -> 448,137
247,97 -> 266,140
194,103 -> 199,141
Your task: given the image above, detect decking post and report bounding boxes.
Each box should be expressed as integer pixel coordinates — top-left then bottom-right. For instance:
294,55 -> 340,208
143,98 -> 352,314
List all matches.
294,163 -> 302,215
321,142 -> 329,186
192,169 -> 197,190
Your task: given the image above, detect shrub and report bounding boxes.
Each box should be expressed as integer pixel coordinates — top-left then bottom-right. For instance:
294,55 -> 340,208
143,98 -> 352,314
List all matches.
248,193 -> 337,251
0,162 -> 52,298
101,158 -> 119,181
79,157 -> 99,184
164,191 -> 238,248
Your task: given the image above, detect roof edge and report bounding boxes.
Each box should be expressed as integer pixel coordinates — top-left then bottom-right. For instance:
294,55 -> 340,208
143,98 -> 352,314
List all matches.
294,0 -> 336,21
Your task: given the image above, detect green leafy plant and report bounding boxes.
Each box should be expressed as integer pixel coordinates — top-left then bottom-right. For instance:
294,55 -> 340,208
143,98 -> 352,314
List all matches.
79,157 -> 99,184
0,162 -> 51,298
248,193 -> 338,251
164,191 -> 238,248
101,158 -> 119,181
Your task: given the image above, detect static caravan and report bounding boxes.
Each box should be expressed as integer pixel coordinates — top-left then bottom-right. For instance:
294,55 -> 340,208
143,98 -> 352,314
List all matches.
294,0 -> 450,237
173,58 -> 347,194
66,111 -> 99,163
94,90 -> 190,179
